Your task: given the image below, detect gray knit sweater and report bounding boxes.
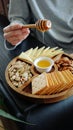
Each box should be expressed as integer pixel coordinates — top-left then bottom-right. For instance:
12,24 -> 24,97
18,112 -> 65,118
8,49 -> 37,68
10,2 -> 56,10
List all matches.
5,0 -> 73,52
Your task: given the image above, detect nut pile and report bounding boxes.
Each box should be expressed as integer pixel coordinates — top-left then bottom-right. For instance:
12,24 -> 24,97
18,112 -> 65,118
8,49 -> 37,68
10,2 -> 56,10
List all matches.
8,60 -> 33,87
55,56 -> 73,74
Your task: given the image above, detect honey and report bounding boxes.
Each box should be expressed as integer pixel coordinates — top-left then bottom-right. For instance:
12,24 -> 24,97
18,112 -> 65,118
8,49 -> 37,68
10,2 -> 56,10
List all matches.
37,60 -> 51,68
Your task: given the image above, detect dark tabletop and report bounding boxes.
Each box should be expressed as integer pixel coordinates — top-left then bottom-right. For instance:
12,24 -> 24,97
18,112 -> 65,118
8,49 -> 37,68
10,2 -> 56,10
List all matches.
0,18 -> 73,130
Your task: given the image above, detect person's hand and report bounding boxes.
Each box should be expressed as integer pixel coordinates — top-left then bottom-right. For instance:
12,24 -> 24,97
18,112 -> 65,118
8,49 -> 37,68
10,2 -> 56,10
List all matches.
3,23 -> 30,45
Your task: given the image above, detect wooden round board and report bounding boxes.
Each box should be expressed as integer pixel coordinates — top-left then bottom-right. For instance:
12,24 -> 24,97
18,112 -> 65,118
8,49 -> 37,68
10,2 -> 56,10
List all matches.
5,55 -> 73,103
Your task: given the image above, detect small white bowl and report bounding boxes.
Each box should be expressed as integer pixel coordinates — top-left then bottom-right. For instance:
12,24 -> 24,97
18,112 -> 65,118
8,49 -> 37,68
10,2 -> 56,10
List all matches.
33,56 -> 54,73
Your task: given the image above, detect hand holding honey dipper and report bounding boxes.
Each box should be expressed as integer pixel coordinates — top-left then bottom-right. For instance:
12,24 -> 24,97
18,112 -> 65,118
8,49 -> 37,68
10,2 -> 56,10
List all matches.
3,19 -> 51,46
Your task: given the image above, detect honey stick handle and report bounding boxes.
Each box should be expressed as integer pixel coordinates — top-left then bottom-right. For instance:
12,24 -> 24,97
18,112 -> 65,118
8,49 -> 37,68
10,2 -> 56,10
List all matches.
22,24 -> 36,29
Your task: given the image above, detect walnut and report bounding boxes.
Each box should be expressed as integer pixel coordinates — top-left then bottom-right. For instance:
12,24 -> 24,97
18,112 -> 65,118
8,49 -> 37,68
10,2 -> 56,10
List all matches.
8,60 -> 33,88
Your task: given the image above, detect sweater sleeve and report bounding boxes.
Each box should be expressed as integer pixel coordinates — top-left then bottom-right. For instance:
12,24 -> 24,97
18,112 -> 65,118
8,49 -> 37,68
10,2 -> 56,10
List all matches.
8,0 -> 31,24
4,40 -> 23,50
4,0 -> 32,50
4,20 -> 25,50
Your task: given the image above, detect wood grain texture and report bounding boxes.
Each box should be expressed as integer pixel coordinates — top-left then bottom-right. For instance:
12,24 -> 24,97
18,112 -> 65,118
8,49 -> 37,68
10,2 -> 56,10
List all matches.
5,55 -> 73,104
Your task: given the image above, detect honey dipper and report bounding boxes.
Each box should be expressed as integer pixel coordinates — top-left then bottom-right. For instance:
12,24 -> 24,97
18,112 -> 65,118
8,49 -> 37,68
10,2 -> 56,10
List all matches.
22,19 -> 51,32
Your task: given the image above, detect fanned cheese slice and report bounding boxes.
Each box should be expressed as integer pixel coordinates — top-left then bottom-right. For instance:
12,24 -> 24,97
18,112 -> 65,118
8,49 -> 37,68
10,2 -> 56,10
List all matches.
35,46 -> 45,58
18,46 -> 64,62
19,52 -> 33,62
24,48 -> 33,56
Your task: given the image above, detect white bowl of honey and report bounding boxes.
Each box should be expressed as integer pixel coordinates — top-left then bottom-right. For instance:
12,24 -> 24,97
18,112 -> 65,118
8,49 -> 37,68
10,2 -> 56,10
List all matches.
33,56 -> 54,73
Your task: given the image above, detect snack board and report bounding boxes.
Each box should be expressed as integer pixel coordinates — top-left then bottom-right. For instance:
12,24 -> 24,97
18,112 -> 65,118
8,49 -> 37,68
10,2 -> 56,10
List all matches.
5,46 -> 73,103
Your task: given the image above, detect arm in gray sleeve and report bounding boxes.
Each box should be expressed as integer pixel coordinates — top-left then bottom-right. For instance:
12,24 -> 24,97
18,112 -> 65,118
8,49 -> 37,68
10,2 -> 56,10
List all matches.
4,0 -> 31,50
4,40 -> 22,50
4,20 -> 24,50
8,0 -> 31,24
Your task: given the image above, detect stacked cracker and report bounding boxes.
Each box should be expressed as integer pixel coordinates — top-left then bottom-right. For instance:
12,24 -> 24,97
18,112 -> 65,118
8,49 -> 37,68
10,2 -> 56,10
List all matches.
32,70 -> 73,95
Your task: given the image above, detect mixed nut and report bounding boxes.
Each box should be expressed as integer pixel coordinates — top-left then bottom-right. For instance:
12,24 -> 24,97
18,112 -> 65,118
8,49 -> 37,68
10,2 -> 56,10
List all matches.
8,60 -> 33,87
54,54 -> 73,74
